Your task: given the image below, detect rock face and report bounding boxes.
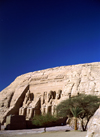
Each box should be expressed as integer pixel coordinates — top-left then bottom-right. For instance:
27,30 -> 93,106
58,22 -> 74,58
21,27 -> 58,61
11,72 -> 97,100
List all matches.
86,106 -> 100,137
0,62 -> 100,124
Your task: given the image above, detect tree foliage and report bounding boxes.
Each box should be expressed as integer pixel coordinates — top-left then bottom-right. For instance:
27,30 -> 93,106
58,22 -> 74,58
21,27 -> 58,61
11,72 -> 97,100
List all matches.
70,107 -> 83,118
57,94 -> 100,131
32,113 -> 58,132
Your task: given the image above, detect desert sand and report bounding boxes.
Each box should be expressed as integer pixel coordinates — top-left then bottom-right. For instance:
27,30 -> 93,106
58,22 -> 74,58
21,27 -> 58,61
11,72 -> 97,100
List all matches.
0,125 -> 87,137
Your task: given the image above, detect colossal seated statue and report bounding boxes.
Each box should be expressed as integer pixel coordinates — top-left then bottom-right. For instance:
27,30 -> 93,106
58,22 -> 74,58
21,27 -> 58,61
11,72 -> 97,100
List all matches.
19,90 -> 32,116
19,90 -> 34,118
19,89 -> 63,119
25,97 -> 41,120
41,91 -> 57,115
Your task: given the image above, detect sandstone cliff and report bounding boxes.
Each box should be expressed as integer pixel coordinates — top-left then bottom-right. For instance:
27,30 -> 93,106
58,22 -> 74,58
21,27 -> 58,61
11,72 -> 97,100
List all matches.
0,62 -> 100,124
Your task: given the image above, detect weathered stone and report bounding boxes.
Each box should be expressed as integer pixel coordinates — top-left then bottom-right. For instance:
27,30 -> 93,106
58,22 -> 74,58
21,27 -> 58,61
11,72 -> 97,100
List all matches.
0,62 -> 100,124
86,106 -> 100,137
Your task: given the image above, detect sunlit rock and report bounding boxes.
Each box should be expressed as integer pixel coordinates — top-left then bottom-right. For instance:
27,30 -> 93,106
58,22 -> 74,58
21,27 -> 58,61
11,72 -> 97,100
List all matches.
86,106 -> 100,137
0,62 -> 100,124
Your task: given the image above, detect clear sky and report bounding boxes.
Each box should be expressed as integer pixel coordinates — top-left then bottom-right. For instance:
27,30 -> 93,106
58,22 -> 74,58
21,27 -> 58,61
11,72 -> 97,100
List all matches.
0,0 -> 100,91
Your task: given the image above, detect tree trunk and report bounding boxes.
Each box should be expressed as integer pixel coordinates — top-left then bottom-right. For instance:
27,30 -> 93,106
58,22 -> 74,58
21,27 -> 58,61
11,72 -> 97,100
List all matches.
84,118 -> 90,131
81,117 -> 90,131
74,117 -> 78,130
81,118 -> 85,131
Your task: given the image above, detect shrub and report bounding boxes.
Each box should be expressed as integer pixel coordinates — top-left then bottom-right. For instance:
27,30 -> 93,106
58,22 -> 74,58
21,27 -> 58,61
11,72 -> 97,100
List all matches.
32,113 -> 58,132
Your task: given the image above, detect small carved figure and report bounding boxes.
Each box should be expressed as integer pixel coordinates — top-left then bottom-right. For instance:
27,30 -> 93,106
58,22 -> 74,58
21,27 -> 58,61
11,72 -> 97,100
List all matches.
56,90 -> 62,99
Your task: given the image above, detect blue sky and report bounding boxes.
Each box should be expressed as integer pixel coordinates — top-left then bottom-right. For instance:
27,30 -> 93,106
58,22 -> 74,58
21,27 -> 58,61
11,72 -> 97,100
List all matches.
0,0 -> 100,91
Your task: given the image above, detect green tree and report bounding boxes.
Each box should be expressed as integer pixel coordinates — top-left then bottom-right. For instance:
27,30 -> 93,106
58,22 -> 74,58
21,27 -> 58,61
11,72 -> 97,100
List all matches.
57,94 -> 100,131
32,113 -> 58,132
70,107 -> 84,130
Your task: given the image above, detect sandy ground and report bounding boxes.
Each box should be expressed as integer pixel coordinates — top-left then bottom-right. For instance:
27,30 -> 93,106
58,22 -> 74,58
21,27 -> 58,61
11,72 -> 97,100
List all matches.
0,125 -> 87,137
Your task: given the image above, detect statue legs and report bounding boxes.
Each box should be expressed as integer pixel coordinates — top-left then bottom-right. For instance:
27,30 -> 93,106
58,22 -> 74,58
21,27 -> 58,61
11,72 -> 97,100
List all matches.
19,107 -> 27,116
26,108 -> 34,120
41,105 -> 46,115
51,105 -> 57,115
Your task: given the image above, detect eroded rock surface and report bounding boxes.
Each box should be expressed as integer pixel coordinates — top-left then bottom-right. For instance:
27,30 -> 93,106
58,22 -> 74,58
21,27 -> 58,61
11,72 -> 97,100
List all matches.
86,106 -> 100,137
0,62 -> 100,124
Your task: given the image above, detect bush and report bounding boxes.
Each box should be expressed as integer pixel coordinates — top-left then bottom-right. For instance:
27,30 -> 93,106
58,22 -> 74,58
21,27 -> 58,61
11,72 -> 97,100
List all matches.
32,113 -> 58,132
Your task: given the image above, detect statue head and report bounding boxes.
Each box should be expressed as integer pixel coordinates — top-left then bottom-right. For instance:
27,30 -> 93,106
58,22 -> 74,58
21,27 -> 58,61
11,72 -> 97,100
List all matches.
56,90 -> 62,99
48,91 -> 53,102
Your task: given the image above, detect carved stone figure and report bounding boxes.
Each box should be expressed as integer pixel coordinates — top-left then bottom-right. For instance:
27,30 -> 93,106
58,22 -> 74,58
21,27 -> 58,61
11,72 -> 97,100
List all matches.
19,90 -> 39,120
41,91 -> 54,115
47,91 -> 53,102
56,90 -> 62,99
41,90 -> 62,116
51,105 -> 57,115
26,107 -> 34,120
19,90 -> 32,117
43,92 -> 47,104
41,104 -> 46,115
23,90 -> 32,107
25,97 -> 41,120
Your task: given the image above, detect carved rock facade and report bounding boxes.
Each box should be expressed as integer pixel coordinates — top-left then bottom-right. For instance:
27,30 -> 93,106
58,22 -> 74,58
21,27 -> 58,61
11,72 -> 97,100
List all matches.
0,62 -> 100,124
